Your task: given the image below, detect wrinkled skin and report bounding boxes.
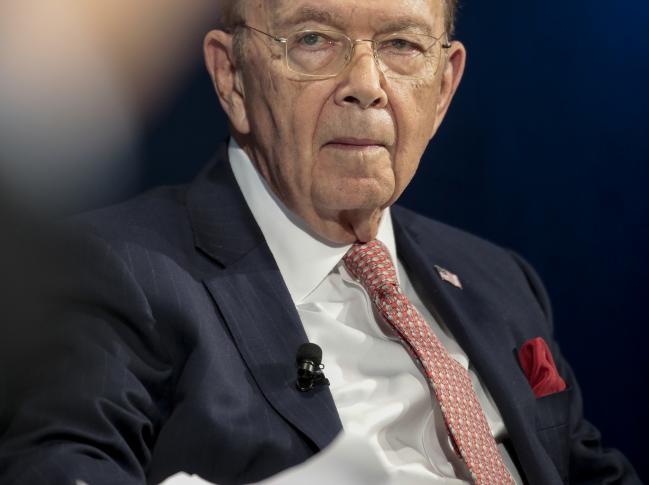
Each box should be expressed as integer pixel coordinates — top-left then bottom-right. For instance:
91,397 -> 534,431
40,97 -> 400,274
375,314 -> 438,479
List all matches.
204,0 -> 465,243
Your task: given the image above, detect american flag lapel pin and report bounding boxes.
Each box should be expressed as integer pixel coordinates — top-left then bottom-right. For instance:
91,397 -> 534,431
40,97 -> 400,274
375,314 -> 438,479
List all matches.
434,265 -> 463,289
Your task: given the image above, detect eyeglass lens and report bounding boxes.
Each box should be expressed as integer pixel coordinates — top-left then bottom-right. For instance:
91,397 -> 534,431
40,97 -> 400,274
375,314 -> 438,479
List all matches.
285,30 -> 443,78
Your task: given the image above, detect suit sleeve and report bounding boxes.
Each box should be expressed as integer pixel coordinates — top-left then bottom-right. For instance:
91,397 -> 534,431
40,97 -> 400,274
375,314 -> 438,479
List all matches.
510,252 -> 641,484
0,231 -> 173,485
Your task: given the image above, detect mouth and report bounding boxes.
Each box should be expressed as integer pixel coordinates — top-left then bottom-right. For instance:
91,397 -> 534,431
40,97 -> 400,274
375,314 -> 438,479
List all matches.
324,138 -> 386,151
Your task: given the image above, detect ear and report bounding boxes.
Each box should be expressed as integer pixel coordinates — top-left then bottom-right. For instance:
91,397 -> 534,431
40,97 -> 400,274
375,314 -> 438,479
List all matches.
204,29 -> 250,134
431,40 -> 466,136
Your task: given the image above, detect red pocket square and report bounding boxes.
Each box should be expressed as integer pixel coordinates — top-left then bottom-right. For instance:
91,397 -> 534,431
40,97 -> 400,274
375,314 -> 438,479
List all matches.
518,337 -> 567,398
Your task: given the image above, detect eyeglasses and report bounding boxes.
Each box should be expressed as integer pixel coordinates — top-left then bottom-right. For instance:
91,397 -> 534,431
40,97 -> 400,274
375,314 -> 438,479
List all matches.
242,24 -> 451,80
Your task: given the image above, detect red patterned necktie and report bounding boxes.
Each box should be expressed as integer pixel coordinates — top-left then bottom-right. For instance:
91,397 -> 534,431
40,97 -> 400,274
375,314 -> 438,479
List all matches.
343,240 -> 514,485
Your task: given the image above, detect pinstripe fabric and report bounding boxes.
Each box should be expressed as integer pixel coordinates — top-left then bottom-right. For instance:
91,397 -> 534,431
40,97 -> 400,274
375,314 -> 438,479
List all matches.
0,143 -> 638,485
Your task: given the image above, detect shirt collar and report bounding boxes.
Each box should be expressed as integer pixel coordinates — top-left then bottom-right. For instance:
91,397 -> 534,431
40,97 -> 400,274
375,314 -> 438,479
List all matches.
228,138 -> 398,304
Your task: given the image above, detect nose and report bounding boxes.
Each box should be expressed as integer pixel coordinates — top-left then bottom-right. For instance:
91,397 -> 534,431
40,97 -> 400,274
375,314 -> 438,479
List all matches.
334,41 -> 388,110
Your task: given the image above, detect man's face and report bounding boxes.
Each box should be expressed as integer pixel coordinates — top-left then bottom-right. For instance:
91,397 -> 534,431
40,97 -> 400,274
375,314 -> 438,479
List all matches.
211,0 -> 464,242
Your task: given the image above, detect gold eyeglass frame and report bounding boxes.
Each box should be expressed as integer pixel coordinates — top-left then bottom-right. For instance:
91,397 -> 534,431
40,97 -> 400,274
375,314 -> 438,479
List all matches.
241,24 -> 452,80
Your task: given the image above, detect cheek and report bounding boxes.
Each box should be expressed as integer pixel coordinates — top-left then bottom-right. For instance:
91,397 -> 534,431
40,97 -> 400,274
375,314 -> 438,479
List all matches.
280,88 -> 329,191
389,81 -> 440,195
397,79 -> 440,143
246,69 -> 330,197
273,82 -> 339,180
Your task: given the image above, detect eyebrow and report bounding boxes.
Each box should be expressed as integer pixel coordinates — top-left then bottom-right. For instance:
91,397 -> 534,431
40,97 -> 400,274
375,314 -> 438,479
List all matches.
374,17 -> 438,37
272,5 -> 347,31
272,6 -> 438,37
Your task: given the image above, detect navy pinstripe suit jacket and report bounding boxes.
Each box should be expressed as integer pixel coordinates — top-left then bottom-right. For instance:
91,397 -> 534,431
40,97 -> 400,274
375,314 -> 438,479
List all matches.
0,144 -> 638,484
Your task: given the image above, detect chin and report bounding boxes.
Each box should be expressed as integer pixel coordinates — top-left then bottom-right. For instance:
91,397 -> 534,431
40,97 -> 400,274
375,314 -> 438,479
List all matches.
315,178 -> 394,211
320,194 -> 392,213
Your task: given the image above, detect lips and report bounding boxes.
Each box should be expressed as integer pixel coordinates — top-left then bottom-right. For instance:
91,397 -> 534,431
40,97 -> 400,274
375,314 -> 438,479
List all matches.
325,138 -> 386,149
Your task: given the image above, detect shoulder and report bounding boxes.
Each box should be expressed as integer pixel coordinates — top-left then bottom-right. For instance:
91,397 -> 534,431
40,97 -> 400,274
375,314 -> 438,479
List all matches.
392,204 -> 553,324
68,185 -> 191,253
60,185 -> 201,317
392,204 -> 510,260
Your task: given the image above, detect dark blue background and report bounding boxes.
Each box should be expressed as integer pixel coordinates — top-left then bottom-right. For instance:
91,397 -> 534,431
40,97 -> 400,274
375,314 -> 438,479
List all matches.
135,1 -> 649,479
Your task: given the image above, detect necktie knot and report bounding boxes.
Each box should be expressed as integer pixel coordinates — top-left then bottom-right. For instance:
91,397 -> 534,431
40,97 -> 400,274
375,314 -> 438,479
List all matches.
343,240 -> 399,298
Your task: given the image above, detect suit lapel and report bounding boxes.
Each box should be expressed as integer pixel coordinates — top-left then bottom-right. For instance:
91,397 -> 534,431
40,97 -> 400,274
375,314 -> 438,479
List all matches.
392,214 -> 549,480
187,144 -> 342,450
186,145 -> 552,477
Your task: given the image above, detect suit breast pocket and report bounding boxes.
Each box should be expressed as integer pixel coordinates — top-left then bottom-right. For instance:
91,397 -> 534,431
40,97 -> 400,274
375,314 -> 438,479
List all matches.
535,386 -> 573,483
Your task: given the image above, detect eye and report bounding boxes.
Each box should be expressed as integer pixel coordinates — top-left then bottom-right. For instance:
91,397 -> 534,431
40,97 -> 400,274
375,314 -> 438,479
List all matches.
390,39 -> 412,50
380,37 -> 426,56
295,32 -> 332,49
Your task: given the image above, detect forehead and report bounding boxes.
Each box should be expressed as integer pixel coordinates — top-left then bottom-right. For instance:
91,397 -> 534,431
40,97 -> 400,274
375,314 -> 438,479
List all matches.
249,0 -> 443,34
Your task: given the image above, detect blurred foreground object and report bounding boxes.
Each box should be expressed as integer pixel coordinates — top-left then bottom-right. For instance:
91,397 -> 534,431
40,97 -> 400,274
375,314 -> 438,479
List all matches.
0,0 -> 217,214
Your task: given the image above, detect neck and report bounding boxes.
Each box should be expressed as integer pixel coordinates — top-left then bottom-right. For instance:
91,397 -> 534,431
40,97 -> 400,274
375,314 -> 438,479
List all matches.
311,207 -> 384,244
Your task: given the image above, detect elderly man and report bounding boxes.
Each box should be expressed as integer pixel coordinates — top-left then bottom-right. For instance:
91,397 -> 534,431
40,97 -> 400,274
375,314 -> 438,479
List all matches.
0,0 -> 639,484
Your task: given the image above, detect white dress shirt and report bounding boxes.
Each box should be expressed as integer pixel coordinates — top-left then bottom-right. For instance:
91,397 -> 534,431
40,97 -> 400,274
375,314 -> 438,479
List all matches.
228,139 -> 523,484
